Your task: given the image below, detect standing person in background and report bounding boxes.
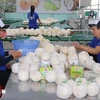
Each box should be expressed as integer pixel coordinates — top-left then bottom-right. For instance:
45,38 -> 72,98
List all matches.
28,5 -> 41,29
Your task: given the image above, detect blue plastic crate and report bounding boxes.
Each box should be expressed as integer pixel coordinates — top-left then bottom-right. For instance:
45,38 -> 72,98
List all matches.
12,39 -> 40,56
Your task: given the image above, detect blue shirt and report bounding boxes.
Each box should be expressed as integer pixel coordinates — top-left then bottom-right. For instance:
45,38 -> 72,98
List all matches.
89,37 -> 100,63
28,12 -> 39,29
0,40 -> 6,70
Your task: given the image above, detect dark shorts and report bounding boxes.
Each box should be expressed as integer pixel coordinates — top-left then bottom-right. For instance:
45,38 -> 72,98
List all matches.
0,68 -> 11,86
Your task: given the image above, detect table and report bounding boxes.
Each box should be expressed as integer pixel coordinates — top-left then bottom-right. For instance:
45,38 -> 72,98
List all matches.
1,72 -> 100,100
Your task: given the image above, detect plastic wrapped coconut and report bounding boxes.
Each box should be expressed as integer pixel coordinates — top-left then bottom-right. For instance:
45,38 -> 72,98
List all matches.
92,63 -> 100,75
46,70 -> 56,82
34,47 -> 44,58
84,59 -> 95,69
29,63 -> 39,72
78,51 -> 89,65
75,78 -> 87,84
87,81 -> 99,96
60,46 -> 68,55
18,63 -> 30,71
18,69 -> 29,81
68,46 -> 76,54
41,52 -> 51,61
56,82 -> 72,99
73,81 -> 88,98
55,72 -> 68,84
68,79 -> 75,87
44,44 -> 55,54
30,71 -> 42,82
95,76 -> 100,88
50,56 -> 60,65
11,62 -> 20,73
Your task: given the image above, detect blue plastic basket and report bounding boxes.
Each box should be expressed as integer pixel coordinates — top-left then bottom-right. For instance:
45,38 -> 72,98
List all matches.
12,39 -> 40,56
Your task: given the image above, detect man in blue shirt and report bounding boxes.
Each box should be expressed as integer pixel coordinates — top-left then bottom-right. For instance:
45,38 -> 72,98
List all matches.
28,5 -> 41,29
0,20 -> 22,71
74,19 -> 100,63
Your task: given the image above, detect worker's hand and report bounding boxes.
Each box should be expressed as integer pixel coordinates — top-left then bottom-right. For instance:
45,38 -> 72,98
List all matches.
9,50 -> 17,55
9,50 -> 22,58
73,43 -> 82,50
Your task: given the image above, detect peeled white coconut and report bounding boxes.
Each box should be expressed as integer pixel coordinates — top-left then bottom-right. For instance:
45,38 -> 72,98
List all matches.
54,68 -> 64,73
39,26 -> 45,32
47,27 -> 52,32
60,46 -> 68,55
52,64 -> 62,70
68,53 -> 78,65
29,63 -> 39,72
53,27 -> 60,33
55,72 -> 68,84
73,82 -> 87,98
56,82 -> 72,99
60,62 -> 65,71
32,56 -> 40,63
75,78 -> 87,84
68,46 -> 76,54
30,71 -> 42,82
18,57 -> 24,63
89,56 -> 93,60
84,59 -> 95,69
52,52 -> 59,57
18,81 -> 30,92
92,63 -> 100,74
84,70 -> 98,80
22,56 -> 33,65
44,44 -> 55,54
10,73 -> 19,83
40,40 -> 50,48
50,56 -> 60,65
11,62 -> 20,73
64,61 -> 70,69
68,53 -> 78,60
31,82 -> 41,91
26,52 -> 35,57
95,76 -> 100,88
87,81 -> 99,96
18,63 -> 30,71
97,91 -> 100,100
68,79 -> 75,87
40,60 -> 50,67
41,52 -> 51,61
55,45 -> 61,52
45,83 -> 56,94
34,47 -> 44,58
37,34 -> 44,41
46,70 -> 56,82
78,51 -> 89,65
58,53 -> 67,63
18,70 -> 29,81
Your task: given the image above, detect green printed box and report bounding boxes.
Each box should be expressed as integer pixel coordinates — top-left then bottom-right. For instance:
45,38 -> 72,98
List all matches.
70,66 -> 84,79
39,67 -> 52,79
